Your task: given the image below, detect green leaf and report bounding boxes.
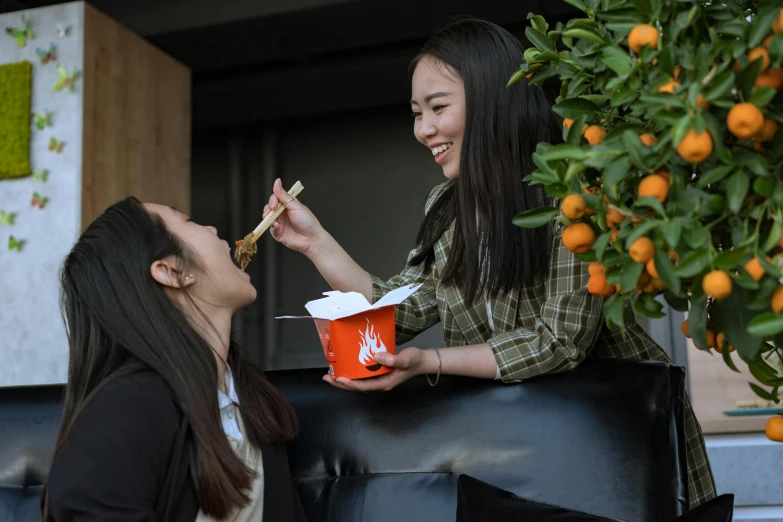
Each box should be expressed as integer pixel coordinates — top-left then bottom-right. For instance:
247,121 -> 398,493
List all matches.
634,294 -> 666,319
671,115 -> 692,147
702,70 -> 736,101
541,144 -> 589,162
575,251 -> 598,263
610,86 -> 637,106
622,130 -> 649,170
594,231 -> 612,261
747,154 -> 770,178
688,291 -> 709,351
526,27 -> 555,52
696,164 -> 734,188
726,171 -> 750,214
662,220 -> 682,249
633,196 -> 666,218
738,58 -> 764,101
545,183 -> 570,198
682,224 -> 709,249
528,13 -> 549,34
604,298 -> 625,329
714,247 -> 750,271
763,220 -> 782,253
721,343 -> 741,373
674,250 -> 710,278
619,259 -> 645,293
754,177 -> 774,197
769,33 -> 783,59
562,0 -> 587,11
513,206 -> 560,228
748,5 -> 780,48
664,290 -> 689,312
563,28 -> 606,45
749,359 -> 780,385
749,383 -> 778,401
507,69 -> 527,87
602,45 -> 632,75
712,286 -> 764,363
552,98 -> 600,120
602,156 -> 633,197
567,115 -> 588,146
626,220 -> 658,245
655,249 -> 681,295
750,87 -> 777,108
747,312 -> 783,337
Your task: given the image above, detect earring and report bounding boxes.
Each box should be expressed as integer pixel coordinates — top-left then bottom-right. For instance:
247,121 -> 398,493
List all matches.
186,274 -> 193,280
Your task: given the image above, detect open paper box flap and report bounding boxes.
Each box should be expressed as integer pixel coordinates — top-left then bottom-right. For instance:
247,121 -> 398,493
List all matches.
276,283 -> 422,321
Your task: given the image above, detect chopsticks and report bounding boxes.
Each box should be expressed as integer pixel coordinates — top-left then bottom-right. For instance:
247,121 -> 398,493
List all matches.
233,181 -> 303,269
248,181 -> 304,244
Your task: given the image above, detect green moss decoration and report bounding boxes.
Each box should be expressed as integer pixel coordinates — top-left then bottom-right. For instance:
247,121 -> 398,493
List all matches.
0,61 -> 32,179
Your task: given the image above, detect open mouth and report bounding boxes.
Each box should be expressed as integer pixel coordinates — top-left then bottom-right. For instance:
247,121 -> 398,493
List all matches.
430,142 -> 453,164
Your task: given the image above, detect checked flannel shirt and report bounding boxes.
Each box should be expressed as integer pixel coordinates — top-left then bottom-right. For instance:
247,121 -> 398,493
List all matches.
369,180 -> 716,510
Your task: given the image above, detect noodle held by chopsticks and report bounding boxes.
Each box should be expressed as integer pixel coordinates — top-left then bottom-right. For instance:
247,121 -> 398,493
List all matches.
234,181 -> 304,270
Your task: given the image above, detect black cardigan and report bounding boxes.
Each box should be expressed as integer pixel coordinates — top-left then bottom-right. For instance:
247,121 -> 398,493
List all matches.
47,372 -> 306,522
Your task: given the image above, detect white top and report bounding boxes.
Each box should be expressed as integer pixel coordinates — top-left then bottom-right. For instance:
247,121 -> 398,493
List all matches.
218,365 -> 243,442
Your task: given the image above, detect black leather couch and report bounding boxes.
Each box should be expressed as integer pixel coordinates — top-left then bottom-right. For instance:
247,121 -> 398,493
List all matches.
1,359 -> 688,522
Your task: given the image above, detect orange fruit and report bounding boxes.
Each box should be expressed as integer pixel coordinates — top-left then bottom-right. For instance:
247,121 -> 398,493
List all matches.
638,174 -> 669,203
646,258 -> 659,278
563,118 -> 574,128
766,416 -> 783,442
755,68 -> 783,89
584,125 -> 607,145
706,329 -> 717,349
588,274 -> 615,297
727,103 -> 765,139
651,277 -> 666,290
773,8 -> 783,33
628,24 -> 659,53
756,119 -> 779,142
763,35 -> 775,47
714,332 -> 735,354
606,208 -> 626,228
610,229 -> 619,242
640,133 -> 657,146
562,223 -> 596,254
744,257 -> 767,281
673,66 -> 683,79
680,320 -> 690,338
703,270 -> 732,300
655,169 -> 671,182
658,80 -> 681,94
695,94 -> 711,110
562,194 -> 587,220
772,287 -> 783,313
747,47 -> 771,72
588,261 -> 605,276
676,129 -> 713,163
525,72 -> 533,79
629,237 -> 656,263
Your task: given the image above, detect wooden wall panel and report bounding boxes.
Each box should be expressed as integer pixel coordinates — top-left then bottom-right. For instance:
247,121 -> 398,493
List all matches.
81,3 -> 190,227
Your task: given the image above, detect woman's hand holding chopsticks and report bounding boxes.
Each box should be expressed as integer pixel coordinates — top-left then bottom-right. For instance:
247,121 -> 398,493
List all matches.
263,178 -> 323,255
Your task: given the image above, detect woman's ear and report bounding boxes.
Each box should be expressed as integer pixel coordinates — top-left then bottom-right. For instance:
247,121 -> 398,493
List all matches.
150,256 -> 195,289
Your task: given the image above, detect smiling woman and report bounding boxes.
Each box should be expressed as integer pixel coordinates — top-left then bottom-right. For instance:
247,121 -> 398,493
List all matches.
43,197 -> 305,522
261,17 -> 717,511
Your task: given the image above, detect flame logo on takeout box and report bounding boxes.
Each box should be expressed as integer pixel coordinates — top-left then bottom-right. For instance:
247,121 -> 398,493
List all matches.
358,319 -> 387,371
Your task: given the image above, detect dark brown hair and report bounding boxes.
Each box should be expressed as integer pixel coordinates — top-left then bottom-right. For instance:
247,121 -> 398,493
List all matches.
409,18 -> 561,304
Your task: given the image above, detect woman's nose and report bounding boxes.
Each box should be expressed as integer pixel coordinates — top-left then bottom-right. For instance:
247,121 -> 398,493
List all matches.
416,117 -> 437,143
207,226 -> 218,235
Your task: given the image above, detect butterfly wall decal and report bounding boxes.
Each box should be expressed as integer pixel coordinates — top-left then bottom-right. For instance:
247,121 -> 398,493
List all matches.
31,192 -> 49,209
32,169 -> 49,182
8,236 -> 24,252
56,23 -> 70,38
0,211 -> 16,226
49,137 -> 65,153
36,42 -> 56,65
53,65 -> 79,92
33,110 -> 52,130
5,16 -> 33,47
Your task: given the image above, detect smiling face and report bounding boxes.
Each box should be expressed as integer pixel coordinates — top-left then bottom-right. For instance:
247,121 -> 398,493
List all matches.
410,56 -> 467,180
145,203 -> 257,313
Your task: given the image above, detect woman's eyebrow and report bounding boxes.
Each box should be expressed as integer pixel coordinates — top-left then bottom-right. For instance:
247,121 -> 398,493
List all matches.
410,91 -> 452,105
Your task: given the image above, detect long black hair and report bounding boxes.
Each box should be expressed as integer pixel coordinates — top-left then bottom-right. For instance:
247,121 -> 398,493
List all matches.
409,18 -> 561,305
43,197 -> 297,519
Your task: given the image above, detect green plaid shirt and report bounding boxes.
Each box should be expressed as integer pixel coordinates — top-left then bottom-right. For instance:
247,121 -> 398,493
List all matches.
370,181 -> 716,510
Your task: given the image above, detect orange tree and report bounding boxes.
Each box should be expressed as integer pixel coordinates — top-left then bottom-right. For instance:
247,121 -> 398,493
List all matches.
510,0 -> 783,440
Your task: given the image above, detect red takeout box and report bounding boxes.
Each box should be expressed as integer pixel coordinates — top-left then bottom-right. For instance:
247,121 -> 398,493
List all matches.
277,284 -> 422,380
